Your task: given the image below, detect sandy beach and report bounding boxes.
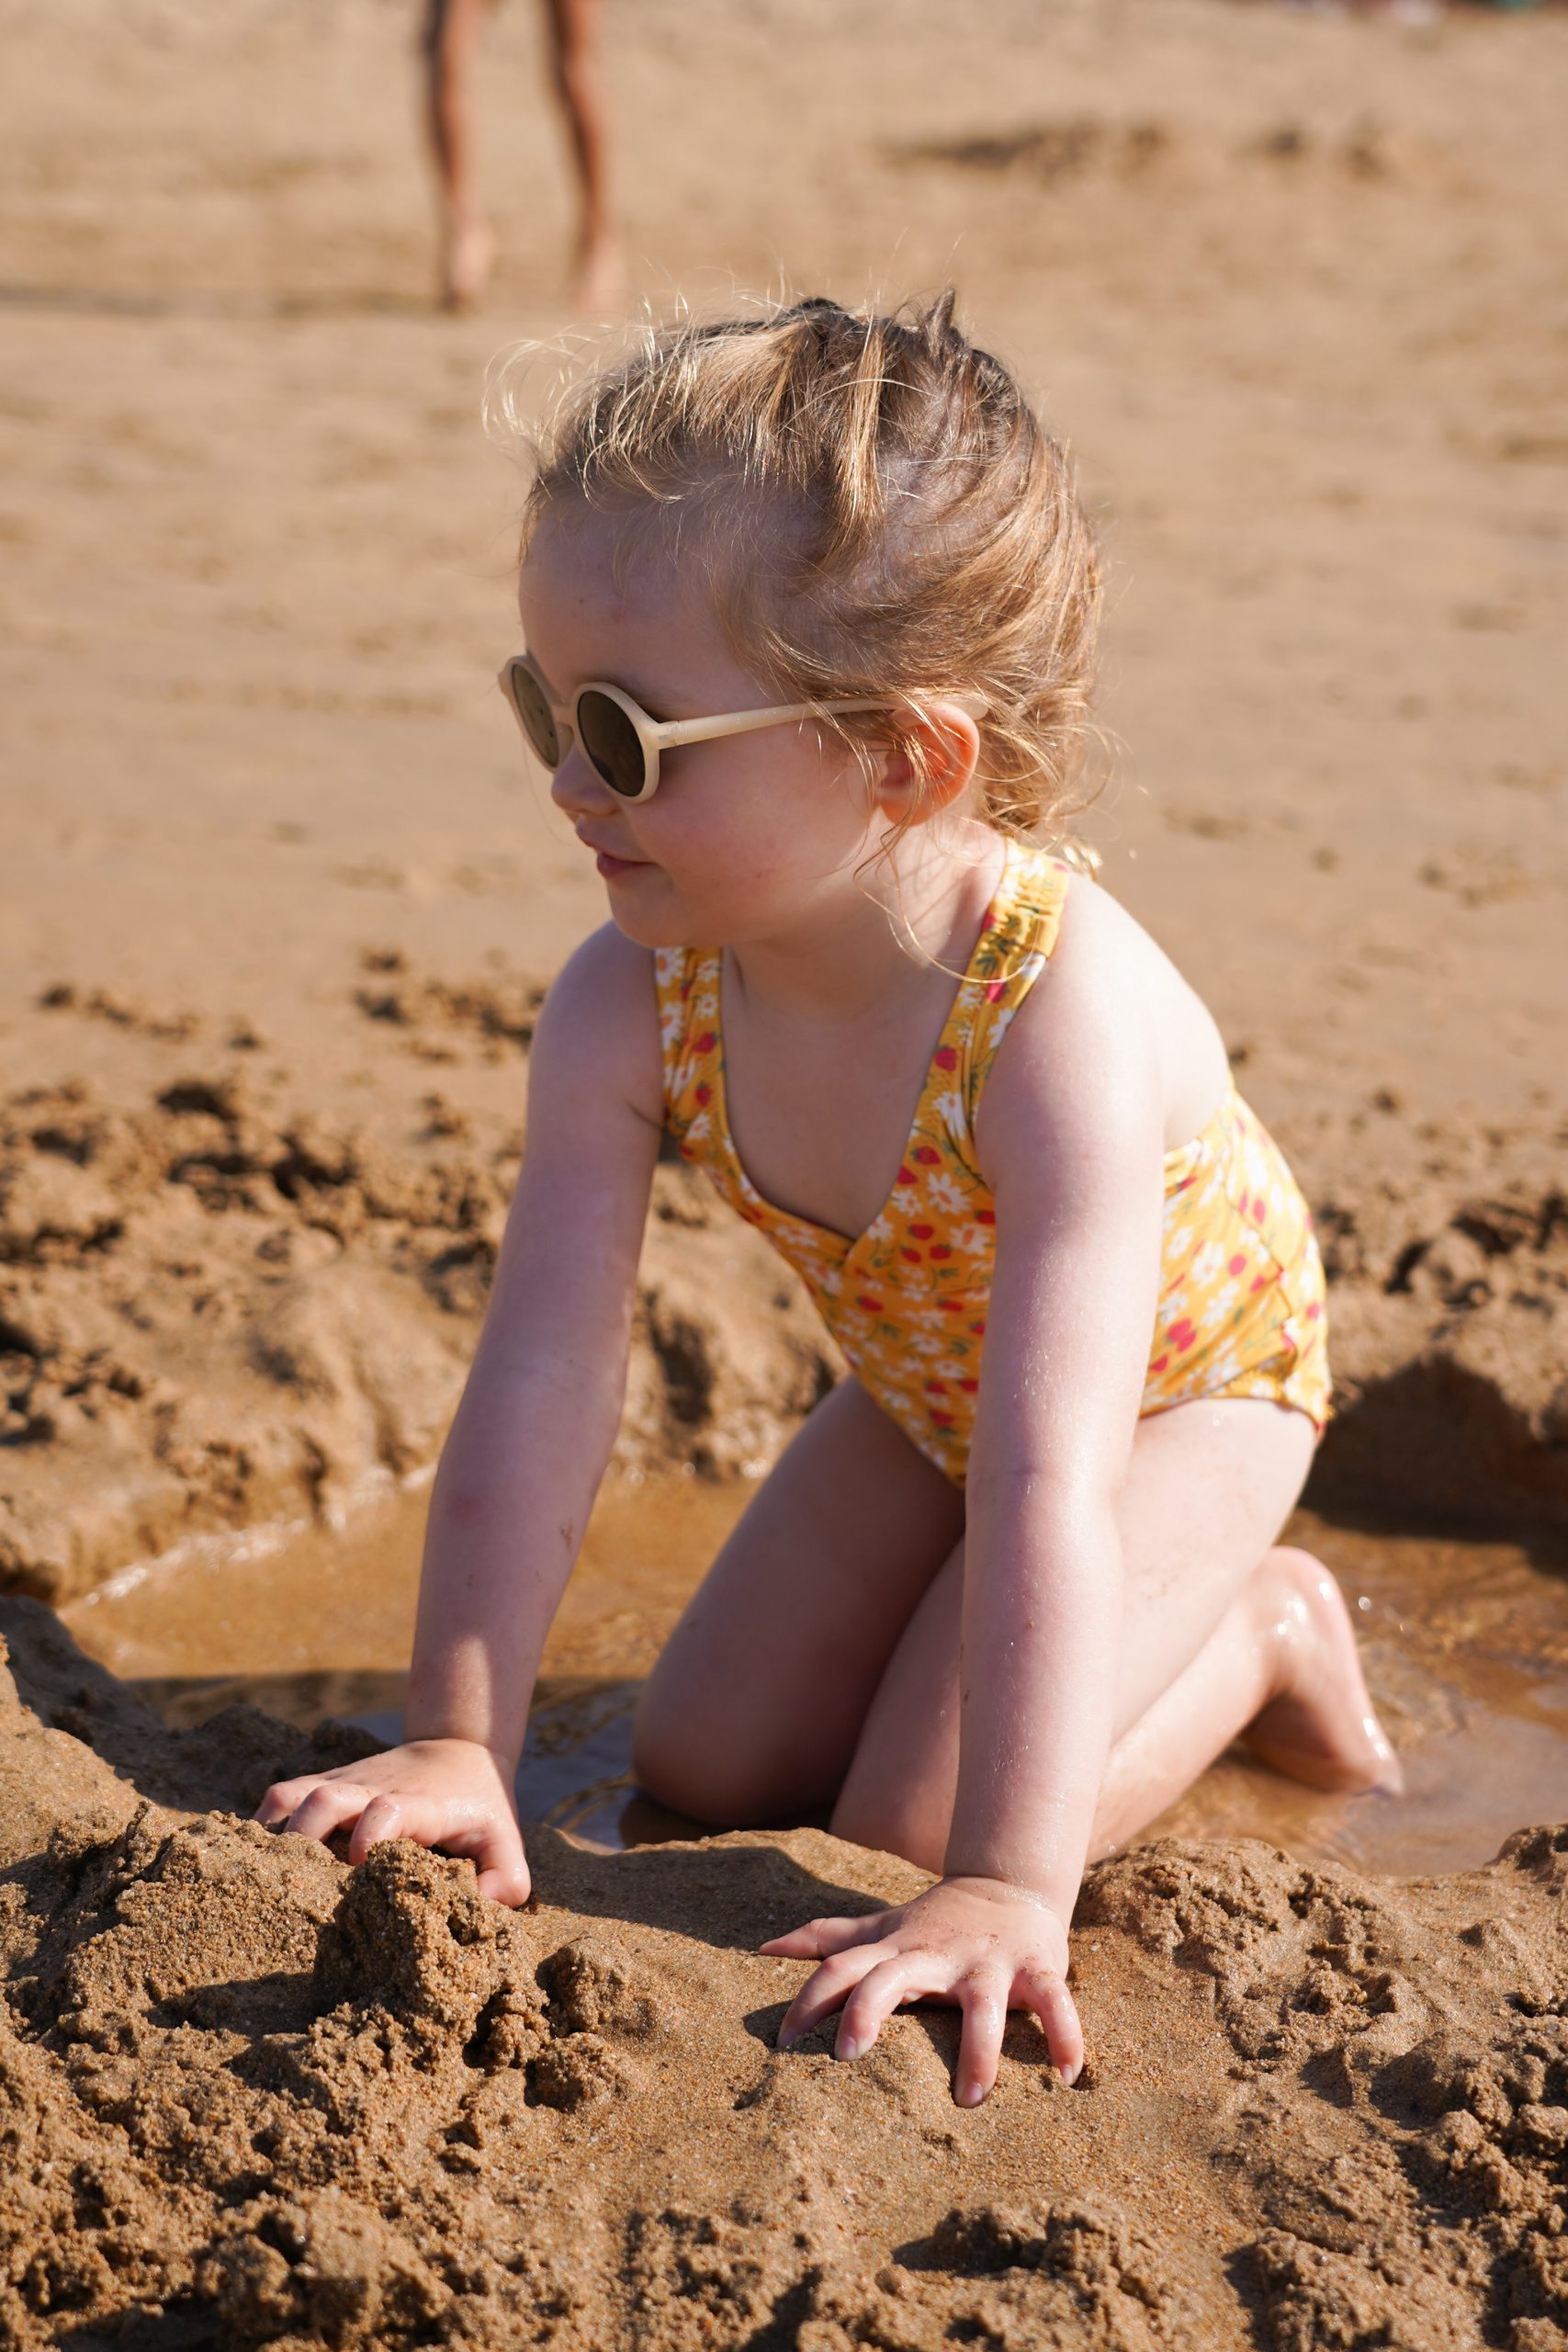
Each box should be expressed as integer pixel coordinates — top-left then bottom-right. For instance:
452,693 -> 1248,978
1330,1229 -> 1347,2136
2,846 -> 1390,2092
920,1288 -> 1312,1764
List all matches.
2,0 -> 1566,2340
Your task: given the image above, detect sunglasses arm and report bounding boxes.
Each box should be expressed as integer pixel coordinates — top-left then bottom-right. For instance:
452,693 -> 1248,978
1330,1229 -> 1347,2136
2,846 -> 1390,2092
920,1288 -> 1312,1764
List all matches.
651,698 -> 893,752
652,694 -> 988,752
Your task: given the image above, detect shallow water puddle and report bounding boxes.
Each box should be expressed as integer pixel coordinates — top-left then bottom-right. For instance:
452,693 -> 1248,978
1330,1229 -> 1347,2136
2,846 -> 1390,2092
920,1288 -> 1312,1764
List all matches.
62,1481 -> 1568,1877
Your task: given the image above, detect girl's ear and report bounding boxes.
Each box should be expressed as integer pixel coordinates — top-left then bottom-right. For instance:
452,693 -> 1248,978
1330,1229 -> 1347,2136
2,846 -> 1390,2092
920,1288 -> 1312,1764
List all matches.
870,701 -> 983,827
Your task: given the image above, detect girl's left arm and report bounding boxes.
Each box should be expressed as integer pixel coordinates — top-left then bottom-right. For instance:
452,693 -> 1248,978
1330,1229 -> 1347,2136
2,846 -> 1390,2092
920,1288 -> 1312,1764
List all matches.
765,911 -> 1167,2102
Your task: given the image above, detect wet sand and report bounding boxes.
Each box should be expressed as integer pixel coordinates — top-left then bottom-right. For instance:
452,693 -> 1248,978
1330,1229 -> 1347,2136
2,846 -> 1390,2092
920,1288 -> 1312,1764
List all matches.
3,0 -> 1567,2342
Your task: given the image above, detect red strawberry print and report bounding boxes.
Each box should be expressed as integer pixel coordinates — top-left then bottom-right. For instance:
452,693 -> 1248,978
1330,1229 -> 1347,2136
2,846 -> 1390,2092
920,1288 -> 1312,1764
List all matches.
1167,1318 -> 1198,1354
694,1032 -> 716,1054
694,1082 -> 712,1107
913,1145 -> 941,1166
908,1224 -> 934,1241
1228,1253 -> 1247,1277
930,1244 -> 953,1261
934,1046 -> 958,1071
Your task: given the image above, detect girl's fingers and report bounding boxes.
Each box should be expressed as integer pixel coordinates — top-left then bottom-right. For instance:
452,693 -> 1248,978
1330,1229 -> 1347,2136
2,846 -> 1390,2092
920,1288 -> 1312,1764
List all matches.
282,1782 -> 370,1846
254,1775 -> 326,1826
1017,1967 -> 1085,2086
777,1943 -> 889,2047
473,1822 -> 532,1907
761,1911 -> 896,1962
345,1793 -> 403,1865
833,1955 -> 922,2062
954,1976 -> 1008,2109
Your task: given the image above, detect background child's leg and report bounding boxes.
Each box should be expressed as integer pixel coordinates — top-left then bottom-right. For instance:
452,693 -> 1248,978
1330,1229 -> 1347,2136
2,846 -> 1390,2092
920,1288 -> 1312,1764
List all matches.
631,1374 -> 964,1826
829,1397 -> 1399,1874
542,0 -> 619,311
421,0 -> 497,310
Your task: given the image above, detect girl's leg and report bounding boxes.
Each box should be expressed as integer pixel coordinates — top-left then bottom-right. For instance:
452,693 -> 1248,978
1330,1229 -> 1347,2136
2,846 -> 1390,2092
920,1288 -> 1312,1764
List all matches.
541,0 -> 620,311
422,0 -> 498,310
829,1397 -> 1399,1874
631,1375 -> 965,1825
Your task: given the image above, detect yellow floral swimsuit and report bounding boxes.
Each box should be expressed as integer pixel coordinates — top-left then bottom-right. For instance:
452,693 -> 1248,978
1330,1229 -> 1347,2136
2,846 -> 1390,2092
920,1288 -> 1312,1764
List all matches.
655,838 -> 1329,1489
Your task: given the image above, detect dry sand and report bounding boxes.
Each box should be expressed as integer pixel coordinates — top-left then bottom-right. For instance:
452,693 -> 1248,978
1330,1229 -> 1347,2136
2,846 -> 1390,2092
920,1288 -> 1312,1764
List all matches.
2,0 -> 1566,2341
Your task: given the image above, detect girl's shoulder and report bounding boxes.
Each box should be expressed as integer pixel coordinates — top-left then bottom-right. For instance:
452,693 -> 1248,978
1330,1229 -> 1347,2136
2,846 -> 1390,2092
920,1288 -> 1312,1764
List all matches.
533,922 -> 665,1128
976,864 -> 1229,1162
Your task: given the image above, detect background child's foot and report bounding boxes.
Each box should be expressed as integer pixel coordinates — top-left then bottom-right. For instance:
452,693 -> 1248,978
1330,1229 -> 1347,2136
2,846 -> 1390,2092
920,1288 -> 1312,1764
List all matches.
440,214 -> 495,311
1243,1547 -> 1404,1795
570,229 -> 623,317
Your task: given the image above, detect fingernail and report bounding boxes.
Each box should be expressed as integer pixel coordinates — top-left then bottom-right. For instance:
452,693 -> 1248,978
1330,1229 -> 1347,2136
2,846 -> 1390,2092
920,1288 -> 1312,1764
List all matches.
962,2081 -> 985,2108
1060,2062 -> 1080,2087
837,2035 -> 860,2062
776,2030 -> 795,2052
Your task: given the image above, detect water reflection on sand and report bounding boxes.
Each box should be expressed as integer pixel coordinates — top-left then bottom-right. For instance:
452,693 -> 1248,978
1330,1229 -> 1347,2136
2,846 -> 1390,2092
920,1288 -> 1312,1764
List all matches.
63,1475 -> 1568,1879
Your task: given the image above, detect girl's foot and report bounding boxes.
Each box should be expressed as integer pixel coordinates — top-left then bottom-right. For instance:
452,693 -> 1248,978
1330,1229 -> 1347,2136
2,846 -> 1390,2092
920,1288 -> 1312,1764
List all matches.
440,213 -> 495,311
1243,1547 -> 1404,1795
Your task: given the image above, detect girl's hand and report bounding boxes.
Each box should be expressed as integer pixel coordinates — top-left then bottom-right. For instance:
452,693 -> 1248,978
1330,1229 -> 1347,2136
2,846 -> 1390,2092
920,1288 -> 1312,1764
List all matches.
254,1737 -> 531,1905
761,1874 -> 1082,2106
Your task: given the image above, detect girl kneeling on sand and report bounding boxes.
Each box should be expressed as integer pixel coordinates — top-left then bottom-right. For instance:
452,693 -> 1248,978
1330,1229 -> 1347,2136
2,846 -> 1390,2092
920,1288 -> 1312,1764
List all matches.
259,293 -> 1400,2104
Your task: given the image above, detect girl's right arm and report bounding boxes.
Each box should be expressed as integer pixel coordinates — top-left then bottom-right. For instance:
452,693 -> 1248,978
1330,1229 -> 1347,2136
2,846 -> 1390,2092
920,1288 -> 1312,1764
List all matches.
254,922 -> 665,1902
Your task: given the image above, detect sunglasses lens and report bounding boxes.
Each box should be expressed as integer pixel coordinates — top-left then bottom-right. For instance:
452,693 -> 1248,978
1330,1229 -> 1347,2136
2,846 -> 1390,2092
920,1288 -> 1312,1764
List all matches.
577,690 -> 649,798
506,662 -> 561,766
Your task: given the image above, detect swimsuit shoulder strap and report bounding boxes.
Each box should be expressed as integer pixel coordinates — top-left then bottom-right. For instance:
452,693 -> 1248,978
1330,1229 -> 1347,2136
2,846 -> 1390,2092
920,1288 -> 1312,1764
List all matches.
653,943 -> 722,1142
957,839 -> 1073,1119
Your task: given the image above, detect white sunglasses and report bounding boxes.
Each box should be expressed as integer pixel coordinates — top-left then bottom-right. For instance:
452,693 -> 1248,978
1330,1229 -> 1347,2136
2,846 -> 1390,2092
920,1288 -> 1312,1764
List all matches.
498,652 -> 983,804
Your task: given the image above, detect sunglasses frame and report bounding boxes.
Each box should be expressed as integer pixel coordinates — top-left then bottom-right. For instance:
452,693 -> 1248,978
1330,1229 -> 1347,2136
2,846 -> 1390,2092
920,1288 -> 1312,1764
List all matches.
498,652 -> 982,804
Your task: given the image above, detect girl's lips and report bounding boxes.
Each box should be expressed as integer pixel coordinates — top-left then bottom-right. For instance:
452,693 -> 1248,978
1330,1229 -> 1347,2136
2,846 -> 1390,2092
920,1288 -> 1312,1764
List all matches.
594,848 -> 648,879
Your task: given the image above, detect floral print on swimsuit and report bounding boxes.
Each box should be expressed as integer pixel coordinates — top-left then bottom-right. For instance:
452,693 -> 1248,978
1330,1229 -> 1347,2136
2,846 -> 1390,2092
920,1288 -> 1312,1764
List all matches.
655,837 -> 1329,1488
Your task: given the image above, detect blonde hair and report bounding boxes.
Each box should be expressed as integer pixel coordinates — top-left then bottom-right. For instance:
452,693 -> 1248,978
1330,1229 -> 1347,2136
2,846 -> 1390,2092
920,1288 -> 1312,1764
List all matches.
497,289 -> 1103,847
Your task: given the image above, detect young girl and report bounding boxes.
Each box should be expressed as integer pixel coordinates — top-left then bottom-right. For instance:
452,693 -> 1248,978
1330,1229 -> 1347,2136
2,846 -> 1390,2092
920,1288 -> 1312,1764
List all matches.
258,292 -> 1401,2106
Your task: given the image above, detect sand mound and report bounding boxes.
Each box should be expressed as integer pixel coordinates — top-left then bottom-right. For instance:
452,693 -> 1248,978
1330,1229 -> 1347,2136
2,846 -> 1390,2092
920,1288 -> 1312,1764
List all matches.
1285,1100 -> 1568,1530
4,1600 -> 1568,2348
0,1057 -> 835,1604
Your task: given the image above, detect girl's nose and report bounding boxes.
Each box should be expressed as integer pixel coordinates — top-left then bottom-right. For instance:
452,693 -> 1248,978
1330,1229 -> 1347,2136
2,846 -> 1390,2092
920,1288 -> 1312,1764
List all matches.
547,744 -> 615,821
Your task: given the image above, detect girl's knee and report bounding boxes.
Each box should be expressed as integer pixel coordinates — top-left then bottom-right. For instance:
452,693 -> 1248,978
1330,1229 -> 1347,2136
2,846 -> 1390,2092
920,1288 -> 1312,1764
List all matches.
630,1686 -> 788,1826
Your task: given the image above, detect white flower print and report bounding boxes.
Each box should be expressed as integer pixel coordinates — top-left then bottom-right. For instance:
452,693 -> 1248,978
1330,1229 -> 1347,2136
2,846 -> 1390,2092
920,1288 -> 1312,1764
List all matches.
863,1212 -> 894,1247
924,1170 -> 969,1218
1190,1239 -> 1224,1287
932,1089 -> 967,1142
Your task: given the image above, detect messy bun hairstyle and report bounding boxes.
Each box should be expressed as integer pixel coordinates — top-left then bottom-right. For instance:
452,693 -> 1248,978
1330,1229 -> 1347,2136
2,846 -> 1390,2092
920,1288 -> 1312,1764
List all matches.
496,289 -> 1102,847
